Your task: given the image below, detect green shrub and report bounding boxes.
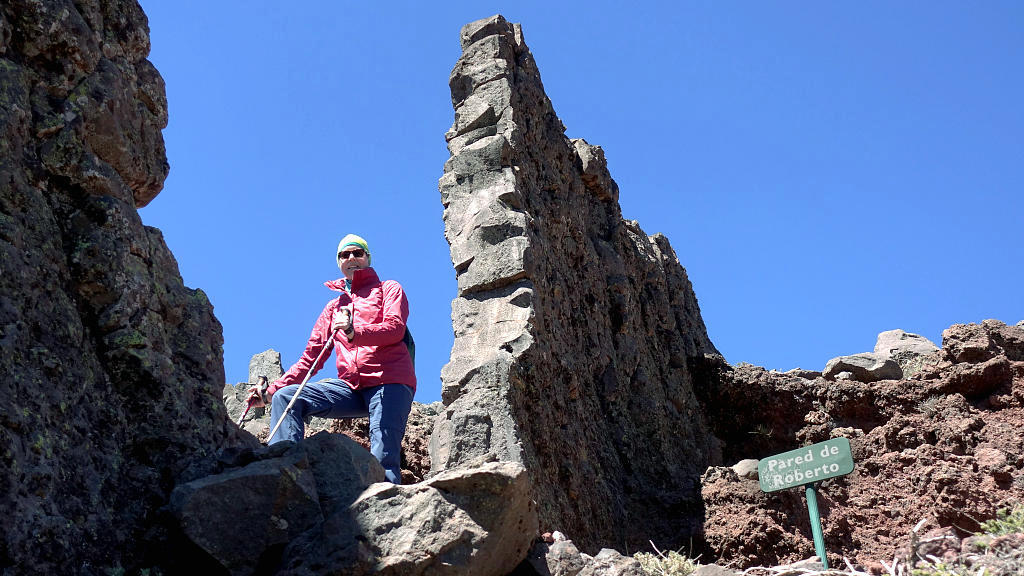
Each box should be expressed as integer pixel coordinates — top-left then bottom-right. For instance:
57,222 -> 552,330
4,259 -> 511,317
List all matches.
979,505 -> 1024,537
909,505 -> 1024,576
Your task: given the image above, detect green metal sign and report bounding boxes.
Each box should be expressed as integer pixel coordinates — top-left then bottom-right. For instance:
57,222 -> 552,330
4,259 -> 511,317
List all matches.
758,437 -> 854,493
757,437 -> 855,571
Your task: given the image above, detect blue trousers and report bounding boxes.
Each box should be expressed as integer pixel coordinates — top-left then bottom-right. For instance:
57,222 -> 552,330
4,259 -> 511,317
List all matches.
268,379 -> 414,484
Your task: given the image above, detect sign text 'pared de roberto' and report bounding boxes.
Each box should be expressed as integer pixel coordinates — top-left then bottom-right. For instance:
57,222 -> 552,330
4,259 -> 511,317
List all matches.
758,438 -> 854,492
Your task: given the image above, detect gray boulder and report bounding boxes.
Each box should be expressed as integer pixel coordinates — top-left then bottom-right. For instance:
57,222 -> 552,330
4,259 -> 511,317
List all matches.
299,432 -> 389,515
783,368 -> 822,379
527,539 -> 589,576
170,433 -> 385,575
731,459 -> 760,480
169,453 -> 323,576
823,353 -> 902,382
281,459 -> 537,576
820,329 -> 941,382
526,539 -> 645,576
583,549 -> 647,575
874,329 -> 939,378
224,382 -> 255,427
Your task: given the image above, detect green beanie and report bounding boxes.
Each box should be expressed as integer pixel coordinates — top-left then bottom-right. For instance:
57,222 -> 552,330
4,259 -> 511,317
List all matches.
337,234 -> 371,264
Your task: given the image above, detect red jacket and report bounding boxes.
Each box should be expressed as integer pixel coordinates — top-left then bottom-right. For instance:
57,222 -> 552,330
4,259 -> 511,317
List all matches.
269,267 -> 416,395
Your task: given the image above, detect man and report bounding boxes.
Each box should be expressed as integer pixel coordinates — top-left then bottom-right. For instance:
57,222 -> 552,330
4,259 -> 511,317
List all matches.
248,234 -> 415,483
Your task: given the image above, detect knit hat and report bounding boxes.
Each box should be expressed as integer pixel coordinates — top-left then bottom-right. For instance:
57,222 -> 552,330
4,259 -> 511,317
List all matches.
337,234 -> 371,264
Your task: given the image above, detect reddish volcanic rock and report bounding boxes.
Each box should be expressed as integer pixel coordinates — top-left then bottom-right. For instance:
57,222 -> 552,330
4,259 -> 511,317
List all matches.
699,321 -> 1024,571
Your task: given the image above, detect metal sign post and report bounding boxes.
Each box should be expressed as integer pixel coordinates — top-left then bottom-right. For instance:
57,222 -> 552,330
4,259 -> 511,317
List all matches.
758,438 -> 855,570
805,483 -> 828,569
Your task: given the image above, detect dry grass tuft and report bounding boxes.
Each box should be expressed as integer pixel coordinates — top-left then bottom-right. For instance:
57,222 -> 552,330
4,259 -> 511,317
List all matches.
634,541 -> 700,575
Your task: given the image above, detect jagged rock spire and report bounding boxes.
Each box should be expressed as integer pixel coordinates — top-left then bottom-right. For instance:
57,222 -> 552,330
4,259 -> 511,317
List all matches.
434,15 -> 721,552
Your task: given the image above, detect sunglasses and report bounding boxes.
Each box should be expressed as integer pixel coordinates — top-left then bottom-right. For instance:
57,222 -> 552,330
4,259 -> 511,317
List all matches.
338,248 -> 366,260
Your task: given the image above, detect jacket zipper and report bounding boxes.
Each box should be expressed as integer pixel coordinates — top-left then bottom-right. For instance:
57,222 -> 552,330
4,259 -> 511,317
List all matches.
343,290 -> 359,386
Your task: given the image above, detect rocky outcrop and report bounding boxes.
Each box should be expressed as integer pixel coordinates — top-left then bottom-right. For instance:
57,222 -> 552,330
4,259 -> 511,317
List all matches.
169,434 -> 375,576
526,533 -> 646,576
225,349 -> 283,436
823,329 -> 941,382
12,4 -> 1019,574
874,329 -> 940,378
432,15 -> 722,552
171,434 -> 537,576
248,348 -> 285,384
699,320 -> 1024,570
823,352 -> 902,382
301,459 -> 535,576
1,2 -> 234,573
941,319 -> 1023,364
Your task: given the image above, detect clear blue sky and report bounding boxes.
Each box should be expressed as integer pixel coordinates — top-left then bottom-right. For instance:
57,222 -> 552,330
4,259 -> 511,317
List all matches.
139,1 -> 1022,404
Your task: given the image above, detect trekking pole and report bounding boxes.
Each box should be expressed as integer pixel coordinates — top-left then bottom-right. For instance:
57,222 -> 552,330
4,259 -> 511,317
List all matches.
265,326 -> 340,444
236,375 -> 269,427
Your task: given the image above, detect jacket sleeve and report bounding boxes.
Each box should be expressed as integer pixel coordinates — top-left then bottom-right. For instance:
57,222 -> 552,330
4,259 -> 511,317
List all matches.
268,300 -> 336,396
353,280 -> 408,346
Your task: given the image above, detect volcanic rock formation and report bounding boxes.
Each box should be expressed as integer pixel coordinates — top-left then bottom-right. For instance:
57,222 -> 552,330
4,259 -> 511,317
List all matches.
0,1 -> 235,572
9,4 -> 1022,574
169,433 -> 537,576
699,320 -> 1024,570
432,15 -> 722,552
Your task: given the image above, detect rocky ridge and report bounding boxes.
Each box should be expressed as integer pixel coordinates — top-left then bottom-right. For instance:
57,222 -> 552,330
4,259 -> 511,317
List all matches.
432,14 -> 722,553
4,3 -> 1023,575
1,1 -> 234,572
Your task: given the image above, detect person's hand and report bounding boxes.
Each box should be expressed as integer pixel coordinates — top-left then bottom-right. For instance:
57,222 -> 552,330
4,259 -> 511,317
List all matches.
333,307 -> 354,340
246,386 -> 267,408
246,376 -> 270,408
332,308 -> 351,333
